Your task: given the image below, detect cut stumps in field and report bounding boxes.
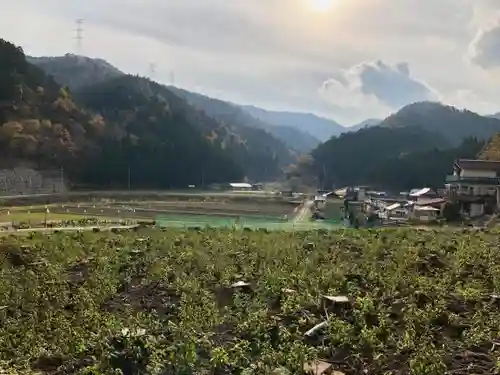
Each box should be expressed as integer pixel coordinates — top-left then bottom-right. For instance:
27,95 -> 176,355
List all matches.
304,321 -> 328,337
66,259 -> 92,287
303,360 -> 341,375
214,281 -> 253,308
322,295 -> 349,304
303,242 -> 315,251
230,281 -> 251,289
321,295 -> 352,317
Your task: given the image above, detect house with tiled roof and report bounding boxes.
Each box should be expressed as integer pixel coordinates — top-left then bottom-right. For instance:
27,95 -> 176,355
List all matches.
445,159 -> 500,217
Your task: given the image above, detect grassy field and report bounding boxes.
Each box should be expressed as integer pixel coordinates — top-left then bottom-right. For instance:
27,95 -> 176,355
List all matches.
1,227 -> 500,374
0,195 -> 299,226
0,211 -> 112,223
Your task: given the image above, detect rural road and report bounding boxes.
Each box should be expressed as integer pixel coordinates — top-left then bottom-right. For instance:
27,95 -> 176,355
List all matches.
0,190 -> 279,200
293,200 -> 313,223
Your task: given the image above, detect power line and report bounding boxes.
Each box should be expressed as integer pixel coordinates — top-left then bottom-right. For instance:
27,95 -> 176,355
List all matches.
75,19 -> 84,54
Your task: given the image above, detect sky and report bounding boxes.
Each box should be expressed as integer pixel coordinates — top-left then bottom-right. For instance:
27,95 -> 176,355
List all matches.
2,0 -> 500,125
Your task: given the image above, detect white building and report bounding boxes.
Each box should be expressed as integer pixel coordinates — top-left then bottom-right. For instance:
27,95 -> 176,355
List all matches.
411,206 -> 440,222
445,159 -> 500,217
445,159 -> 500,197
229,182 -> 253,191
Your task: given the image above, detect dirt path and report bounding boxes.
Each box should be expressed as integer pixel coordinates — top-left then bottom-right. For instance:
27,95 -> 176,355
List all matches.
3,224 -> 140,235
293,200 -> 313,223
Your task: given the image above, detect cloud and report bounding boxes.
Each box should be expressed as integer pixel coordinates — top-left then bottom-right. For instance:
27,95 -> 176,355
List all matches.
468,21 -> 500,69
321,61 -> 436,111
2,0 -> 499,123
442,89 -> 497,115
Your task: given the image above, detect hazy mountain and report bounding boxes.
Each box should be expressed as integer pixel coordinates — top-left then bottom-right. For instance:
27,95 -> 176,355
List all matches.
241,105 -> 345,141
29,55 -> 319,153
169,86 -> 319,153
380,101 -> 500,146
347,118 -> 381,132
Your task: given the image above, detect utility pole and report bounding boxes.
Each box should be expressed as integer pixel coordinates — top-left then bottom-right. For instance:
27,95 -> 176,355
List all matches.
322,163 -> 327,191
127,167 -> 131,190
60,166 -> 64,193
75,19 -> 84,54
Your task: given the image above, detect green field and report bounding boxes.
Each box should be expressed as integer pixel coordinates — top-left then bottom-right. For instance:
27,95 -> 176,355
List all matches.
1,227 -> 500,374
155,213 -> 341,231
0,209 -> 119,224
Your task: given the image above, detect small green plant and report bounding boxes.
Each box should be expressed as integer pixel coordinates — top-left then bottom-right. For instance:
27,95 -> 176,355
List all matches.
1,226 -> 500,374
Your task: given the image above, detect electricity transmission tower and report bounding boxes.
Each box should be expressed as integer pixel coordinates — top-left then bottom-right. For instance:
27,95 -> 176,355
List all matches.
148,62 -> 157,79
75,19 -> 84,54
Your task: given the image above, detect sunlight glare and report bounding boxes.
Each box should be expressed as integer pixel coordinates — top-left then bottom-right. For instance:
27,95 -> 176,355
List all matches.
310,0 -> 335,12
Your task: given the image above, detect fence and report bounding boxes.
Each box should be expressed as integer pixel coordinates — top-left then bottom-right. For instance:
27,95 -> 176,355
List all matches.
0,168 -> 67,196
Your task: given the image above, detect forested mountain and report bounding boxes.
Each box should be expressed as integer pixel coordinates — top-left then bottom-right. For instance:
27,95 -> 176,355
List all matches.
0,38 -> 242,188
74,75 -> 245,186
77,76 -> 289,181
28,53 -> 296,179
169,87 -> 318,153
241,105 -> 344,141
380,102 -> 500,146
0,39 -> 102,175
27,54 -> 123,91
28,55 -> 319,154
307,102 -> 500,190
368,138 -> 485,190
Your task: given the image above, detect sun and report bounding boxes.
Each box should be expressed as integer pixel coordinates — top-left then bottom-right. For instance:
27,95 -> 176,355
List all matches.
310,0 -> 334,12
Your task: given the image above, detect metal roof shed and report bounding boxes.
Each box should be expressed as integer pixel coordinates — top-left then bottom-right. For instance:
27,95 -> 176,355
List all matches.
229,182 -> 252,189
409,187 -> 431,197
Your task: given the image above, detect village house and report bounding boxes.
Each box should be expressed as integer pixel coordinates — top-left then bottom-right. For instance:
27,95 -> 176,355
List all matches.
445,159 -> 500,217
228,182 -> 253,191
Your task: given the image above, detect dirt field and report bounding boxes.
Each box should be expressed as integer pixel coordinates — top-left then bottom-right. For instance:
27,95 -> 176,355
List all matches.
0,193 -> 301,223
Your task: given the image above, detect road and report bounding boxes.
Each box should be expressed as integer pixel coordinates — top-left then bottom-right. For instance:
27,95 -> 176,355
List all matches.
293,200 -> 313,223
0,190 -> 280,200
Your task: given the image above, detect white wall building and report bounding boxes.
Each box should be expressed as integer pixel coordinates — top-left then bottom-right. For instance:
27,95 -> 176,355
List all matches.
445,159 -> 500,197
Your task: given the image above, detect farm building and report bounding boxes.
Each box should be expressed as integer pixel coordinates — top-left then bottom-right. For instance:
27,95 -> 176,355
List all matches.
229,182 -> 253,191
410,206 -> 440,222
445,159 -> 500,217
409,187 -> 441,201
445,159 -> 500,197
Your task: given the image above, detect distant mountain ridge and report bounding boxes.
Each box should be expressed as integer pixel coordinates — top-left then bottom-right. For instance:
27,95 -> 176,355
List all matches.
381,101 -> 500,146
168,87 -> 321,153
28,54 -> 332,153
307,101 -> 500,190
348,118 -> 381,132
28,54 -> 296,180
241,105 -> 345,142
